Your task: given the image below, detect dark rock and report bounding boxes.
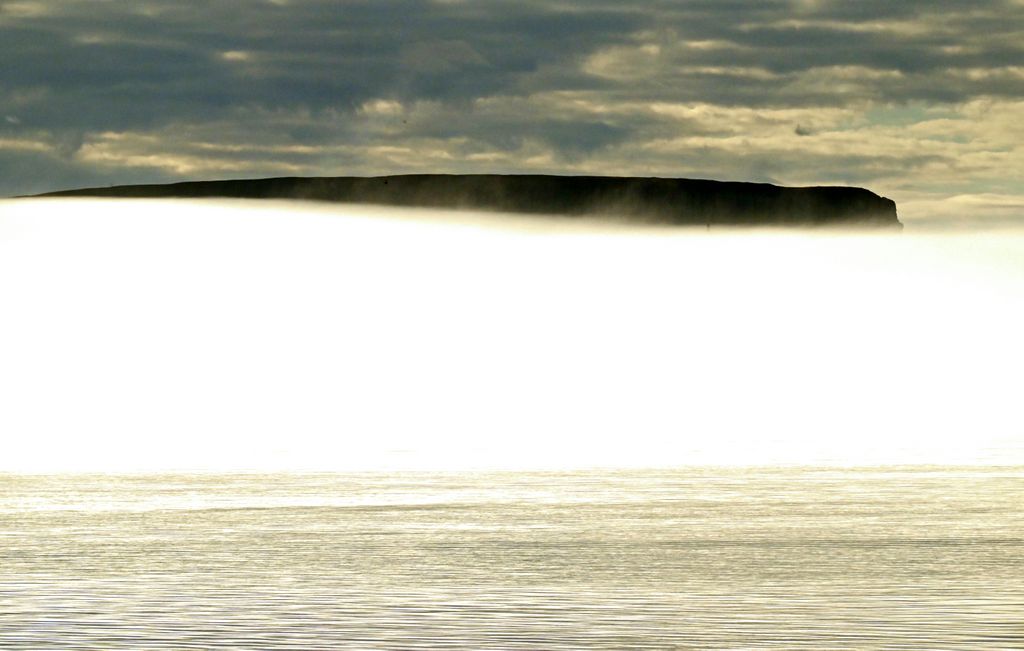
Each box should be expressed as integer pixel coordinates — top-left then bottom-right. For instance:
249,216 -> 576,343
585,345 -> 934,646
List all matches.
29,174 -> 901,227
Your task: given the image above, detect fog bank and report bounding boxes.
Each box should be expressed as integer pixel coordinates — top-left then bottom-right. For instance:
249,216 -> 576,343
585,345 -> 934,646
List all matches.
1,199 -> 1021,472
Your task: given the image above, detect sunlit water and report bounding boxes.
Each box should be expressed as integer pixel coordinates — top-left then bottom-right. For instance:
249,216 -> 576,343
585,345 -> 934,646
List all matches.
1,468 -> 1022,649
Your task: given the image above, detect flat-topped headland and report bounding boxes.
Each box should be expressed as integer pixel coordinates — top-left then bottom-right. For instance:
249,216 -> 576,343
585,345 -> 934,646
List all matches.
32,174 -> 901,227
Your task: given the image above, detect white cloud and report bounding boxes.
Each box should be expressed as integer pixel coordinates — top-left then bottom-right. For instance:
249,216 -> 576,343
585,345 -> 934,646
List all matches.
219,50 -> 253,62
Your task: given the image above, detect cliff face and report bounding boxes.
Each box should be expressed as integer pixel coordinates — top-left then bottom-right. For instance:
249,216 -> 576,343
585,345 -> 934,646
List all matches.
34,175 -> 901,227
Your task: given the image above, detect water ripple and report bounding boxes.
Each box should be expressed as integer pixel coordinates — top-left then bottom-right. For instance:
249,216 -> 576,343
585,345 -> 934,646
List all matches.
1,467 -> 1022,649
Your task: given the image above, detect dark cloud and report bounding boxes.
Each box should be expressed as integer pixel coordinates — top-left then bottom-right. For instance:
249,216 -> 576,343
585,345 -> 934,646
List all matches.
0,148 -> 171,198
1,0 -> 1022,218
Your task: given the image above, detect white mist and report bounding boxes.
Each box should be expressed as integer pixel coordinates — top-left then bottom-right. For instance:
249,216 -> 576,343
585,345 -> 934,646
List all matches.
1,199 -> 1021,472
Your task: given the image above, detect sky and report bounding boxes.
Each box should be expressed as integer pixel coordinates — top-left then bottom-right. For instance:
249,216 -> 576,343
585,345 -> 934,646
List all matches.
1,0 -> 1023,224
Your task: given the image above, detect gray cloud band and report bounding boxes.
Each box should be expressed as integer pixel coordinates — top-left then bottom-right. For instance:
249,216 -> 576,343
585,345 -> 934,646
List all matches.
1,0 -> 1022,221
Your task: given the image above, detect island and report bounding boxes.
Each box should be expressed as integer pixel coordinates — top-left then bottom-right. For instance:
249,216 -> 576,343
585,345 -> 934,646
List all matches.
31,174 -> 901,227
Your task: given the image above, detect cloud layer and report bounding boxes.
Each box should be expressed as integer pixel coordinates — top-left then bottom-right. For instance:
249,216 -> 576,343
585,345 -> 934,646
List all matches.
2,0 -> 1023,222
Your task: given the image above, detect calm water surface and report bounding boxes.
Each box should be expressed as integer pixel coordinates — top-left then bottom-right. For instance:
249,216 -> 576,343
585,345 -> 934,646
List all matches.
1,467 -> 1022,649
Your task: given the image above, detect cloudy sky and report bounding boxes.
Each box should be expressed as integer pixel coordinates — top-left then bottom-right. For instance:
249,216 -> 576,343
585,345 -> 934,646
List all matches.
1,0 -> 1023,223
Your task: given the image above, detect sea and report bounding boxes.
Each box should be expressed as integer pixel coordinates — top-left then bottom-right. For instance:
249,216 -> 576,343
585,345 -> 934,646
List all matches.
1,467 -> 1022,650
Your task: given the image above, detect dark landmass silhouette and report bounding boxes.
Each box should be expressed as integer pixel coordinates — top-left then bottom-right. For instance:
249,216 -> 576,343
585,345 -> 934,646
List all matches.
31,175 -> 901,227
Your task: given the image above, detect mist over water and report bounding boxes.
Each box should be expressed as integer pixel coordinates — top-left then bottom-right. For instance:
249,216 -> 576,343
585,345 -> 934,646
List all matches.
0,198 -> 1022,472
3,199 -> 1023,649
